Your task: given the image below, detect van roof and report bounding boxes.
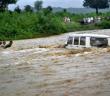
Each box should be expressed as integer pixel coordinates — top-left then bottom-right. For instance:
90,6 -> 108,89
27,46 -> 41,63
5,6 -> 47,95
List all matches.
68,34 -> 110,38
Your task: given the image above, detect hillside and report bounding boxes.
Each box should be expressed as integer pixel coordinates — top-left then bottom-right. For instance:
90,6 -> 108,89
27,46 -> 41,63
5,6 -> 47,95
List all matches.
53,7 -> 110,13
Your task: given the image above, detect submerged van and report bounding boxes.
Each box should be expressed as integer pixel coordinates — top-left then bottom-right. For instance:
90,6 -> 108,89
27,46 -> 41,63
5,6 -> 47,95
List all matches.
65,34 -> 110,48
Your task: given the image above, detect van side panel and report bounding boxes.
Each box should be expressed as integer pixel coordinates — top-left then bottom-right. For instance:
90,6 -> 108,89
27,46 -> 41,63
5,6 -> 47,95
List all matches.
108,38 -> 110,46
86,37 -> 91,48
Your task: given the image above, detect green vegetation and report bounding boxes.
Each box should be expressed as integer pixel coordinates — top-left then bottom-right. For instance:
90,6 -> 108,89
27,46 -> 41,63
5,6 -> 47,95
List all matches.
1,10 -> 110,40
0,0 -> 17,12
97,20 -> 110,29
83,0 -> 109,14
34,0 -> 43,12
0,11 -> 67,40
0,0 -> 110,40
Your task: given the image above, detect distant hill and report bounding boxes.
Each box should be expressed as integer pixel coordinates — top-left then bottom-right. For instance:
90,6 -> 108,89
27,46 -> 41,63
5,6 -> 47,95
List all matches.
53,7 -> 110,14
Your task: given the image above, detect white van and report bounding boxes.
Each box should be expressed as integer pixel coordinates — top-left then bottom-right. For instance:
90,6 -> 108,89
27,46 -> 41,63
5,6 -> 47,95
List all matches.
65,34 -> 110,48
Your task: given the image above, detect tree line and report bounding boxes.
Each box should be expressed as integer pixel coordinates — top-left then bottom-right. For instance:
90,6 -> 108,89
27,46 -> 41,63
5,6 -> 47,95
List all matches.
0,0 -> 110,14
14,1 -> 44,13
0,0 -> 52,13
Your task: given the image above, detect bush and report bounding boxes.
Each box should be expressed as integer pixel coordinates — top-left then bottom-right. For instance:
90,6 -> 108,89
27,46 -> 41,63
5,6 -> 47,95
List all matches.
97,20 -> 110,29
0,11 -> 109,40
0,12 -> 68,40
0,12 -> 39,40
35,13 -> 67,35
66,22 -> 81,32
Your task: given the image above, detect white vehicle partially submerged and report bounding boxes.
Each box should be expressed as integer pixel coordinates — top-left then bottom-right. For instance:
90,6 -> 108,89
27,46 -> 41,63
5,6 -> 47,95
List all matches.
65,34 -> 110,48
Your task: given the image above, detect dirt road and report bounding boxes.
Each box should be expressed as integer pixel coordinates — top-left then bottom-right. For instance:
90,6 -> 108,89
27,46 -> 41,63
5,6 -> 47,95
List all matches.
0,29 -> 110,96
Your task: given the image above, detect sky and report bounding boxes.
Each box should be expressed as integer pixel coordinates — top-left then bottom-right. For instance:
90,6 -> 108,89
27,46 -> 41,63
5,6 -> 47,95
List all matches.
8,0 -> 83,10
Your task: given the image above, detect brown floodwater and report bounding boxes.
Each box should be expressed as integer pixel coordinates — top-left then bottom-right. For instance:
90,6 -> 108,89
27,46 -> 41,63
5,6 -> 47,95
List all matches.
0,47 -> 110,96
0,29 -> 110,96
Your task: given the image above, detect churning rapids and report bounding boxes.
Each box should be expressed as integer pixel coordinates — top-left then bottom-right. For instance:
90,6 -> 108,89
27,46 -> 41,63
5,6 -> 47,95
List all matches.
0,29 -> 110,96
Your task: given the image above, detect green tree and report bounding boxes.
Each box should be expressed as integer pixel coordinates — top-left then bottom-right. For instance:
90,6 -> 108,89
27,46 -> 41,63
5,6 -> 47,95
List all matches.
83,0 -> 109,14
34,0 -> 43,12
0,0 -> 17,12
43,6 -> 53,15
46,6 -> 53,12
63,9 -> 67,13
14,6 -> 21,13
24,5 -> 33,12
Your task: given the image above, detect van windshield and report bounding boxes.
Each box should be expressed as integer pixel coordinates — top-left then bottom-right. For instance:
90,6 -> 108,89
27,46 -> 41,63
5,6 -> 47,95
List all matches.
90,37 -> 108,47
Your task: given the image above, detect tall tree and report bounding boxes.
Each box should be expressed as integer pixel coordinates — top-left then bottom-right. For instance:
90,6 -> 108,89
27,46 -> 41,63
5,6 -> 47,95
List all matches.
43,6 -> 53,15
46,6 -> 53,12
63,9 -> 67,13
14,6 -> 21,13
83,0 -> 109,14
24,5 -> 33,12
34,0 -> 43,12
0,0 -> 17,12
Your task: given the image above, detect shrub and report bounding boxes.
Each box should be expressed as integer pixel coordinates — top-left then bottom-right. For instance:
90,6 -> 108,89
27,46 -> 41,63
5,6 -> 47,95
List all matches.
97,20 -> 110,29
35,13 -> 67,35
0,11 -> 109,40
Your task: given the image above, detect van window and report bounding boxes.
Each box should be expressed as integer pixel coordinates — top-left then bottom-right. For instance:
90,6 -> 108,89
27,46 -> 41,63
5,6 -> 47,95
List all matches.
80,37 -> 86,45
90,37 -> 108,47
67,36 -> 73,45
74,37 -> 79,45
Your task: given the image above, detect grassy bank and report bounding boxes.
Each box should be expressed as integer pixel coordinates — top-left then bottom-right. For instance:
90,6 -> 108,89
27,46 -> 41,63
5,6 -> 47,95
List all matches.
0,11 -> 110,40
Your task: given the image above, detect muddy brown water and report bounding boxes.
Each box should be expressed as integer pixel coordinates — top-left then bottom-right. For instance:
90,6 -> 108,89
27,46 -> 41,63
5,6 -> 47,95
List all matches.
0,29 -> 110,96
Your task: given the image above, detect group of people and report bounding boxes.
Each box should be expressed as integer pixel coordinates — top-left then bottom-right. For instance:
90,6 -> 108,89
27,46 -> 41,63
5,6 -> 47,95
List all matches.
63,16 -> 102,25
0,41 -> 13,49
80,16 -> 101,24
64,17 -> 71,23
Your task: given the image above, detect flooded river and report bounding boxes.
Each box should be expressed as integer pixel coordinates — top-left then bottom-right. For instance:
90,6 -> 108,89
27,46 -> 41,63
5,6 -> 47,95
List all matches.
0,29 -> 110,96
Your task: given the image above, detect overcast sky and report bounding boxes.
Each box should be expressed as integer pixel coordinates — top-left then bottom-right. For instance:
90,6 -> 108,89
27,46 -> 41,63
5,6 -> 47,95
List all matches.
8,0 -> 83,10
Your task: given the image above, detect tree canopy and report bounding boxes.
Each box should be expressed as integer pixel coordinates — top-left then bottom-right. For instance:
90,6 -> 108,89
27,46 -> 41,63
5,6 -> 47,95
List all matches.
24,5 -> 33,12
14,6 -> 21,13
0,0 -> 17,12
43,6 -> 53,15
34,0 -> 43,12
83,0 -> 109,14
